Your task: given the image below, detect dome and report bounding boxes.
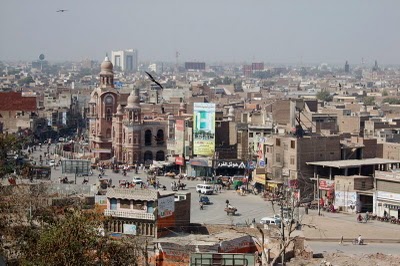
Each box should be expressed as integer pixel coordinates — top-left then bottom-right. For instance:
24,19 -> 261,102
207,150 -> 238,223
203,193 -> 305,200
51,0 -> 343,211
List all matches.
100,56 -> 113,74
126,89 -> 140,109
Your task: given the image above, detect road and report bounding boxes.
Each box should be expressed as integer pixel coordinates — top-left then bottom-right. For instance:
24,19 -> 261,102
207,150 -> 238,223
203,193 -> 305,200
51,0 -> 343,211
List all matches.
24,144 -> 278,225
309,242 -> 400,255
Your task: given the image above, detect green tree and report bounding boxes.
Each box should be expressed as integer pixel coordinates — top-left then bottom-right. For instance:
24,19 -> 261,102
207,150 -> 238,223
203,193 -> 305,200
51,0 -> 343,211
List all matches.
316,90 -> 333,102
363,96 -> 375,106
382,97 -> 400,104
17,76 -> 34,86
382,90 -> 388,96
0,134 -> 19,177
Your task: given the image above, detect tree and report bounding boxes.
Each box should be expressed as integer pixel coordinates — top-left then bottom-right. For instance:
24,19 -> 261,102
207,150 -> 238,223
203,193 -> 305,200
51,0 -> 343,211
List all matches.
0,184 -> 149,265
382,97 -> 400,104
316,90 -> 333,102
17,76 -> 34,86
0,133 -> 20,177
363,96 -> 375,106
382,90 -> 388,96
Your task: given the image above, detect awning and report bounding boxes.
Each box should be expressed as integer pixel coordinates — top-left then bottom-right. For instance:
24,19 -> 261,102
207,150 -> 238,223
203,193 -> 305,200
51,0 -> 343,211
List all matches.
189,158 -> 210,167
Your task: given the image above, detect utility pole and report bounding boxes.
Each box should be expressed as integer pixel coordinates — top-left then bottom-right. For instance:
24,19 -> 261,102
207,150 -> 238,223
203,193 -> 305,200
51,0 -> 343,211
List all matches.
280,201 -> 285,265
317,174 -> 321,216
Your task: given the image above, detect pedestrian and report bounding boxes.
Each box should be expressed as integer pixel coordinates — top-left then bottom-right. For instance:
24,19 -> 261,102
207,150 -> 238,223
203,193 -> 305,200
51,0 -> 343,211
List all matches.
340,235 -> 343,245
225,199 -> 230,207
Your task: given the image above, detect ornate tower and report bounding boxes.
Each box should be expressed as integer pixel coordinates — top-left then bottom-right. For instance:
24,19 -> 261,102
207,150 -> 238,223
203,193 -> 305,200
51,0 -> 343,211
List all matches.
120,87 -> 142,164
89,56 -> 119,161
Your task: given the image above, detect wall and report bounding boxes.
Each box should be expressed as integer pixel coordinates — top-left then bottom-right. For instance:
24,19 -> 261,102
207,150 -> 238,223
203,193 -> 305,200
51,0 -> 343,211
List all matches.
174,192 -> 191,227
380,142 -> 400,160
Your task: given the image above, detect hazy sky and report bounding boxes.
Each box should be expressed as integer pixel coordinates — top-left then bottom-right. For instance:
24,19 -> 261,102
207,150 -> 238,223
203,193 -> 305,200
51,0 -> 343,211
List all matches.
1,0 -> 400,64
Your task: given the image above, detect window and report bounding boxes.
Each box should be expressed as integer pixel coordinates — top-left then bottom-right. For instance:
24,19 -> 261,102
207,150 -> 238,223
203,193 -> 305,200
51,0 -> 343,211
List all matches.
249,132 -> 253,138
145,130 -> 152,146
290,156 -> 295,165
276,138 -> 281,146
276,153 -> 281,163
120,199 -> 130,209
361,181 -> 366,189
291,140 -> 295,149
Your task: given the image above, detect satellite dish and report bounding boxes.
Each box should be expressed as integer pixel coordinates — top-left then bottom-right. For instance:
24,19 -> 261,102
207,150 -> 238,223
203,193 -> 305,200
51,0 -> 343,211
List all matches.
39,54 -> 45,61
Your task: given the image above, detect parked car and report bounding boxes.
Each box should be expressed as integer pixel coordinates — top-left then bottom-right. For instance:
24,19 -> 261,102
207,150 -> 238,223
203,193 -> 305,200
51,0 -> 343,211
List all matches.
199,196 -> 210,205
260,217 -> 281,226
49,160 -> 56,167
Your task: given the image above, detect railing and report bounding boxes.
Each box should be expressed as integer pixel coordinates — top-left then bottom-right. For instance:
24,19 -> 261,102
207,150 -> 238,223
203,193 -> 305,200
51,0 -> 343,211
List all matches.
104,209 -> 156,221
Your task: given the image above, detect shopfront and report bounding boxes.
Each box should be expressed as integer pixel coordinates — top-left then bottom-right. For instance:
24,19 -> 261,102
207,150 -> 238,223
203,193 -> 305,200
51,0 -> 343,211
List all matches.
215,160 -> 246,177
187,157 -> 213,177
318,179 -> 335,206
376,191 -> 400,219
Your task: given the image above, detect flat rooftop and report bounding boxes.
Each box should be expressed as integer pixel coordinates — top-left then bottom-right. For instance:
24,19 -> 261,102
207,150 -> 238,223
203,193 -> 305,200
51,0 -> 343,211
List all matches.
306,158 -> 400,169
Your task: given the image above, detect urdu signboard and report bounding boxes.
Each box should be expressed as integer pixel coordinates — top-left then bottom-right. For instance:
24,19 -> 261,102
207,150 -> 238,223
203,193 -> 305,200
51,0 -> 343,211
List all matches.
193,103 -> 215,156
158,195 -> 175,218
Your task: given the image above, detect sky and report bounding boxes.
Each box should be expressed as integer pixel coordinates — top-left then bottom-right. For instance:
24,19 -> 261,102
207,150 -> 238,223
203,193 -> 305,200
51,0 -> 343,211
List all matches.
1,0 -> 400,65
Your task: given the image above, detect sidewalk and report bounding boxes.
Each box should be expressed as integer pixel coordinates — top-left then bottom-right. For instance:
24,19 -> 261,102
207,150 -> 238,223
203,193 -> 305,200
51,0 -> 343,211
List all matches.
300,209 -> 400,242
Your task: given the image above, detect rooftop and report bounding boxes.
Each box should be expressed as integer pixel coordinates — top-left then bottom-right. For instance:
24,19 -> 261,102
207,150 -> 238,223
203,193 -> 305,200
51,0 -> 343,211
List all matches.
306,158 -> 400,169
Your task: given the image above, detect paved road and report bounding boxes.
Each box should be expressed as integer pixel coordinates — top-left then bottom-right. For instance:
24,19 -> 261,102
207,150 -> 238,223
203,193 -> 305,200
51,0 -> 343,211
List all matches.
309,242 -> 400,255
22,144 -> 277,225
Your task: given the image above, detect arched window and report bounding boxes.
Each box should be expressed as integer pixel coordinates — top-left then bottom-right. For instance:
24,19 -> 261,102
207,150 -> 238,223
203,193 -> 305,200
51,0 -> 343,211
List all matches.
123,130 -> 126,143
145,130 -> 152,146
112,127 -> 115,138
156,150 -> 165,161
156,129 -> 164,145
144,151 -> 153,162
129,138 -> 132,144
106,128 -> 111,138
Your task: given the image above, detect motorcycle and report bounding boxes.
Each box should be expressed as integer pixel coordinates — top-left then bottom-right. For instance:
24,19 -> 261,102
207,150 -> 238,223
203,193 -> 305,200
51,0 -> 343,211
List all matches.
352,239 -> 364,245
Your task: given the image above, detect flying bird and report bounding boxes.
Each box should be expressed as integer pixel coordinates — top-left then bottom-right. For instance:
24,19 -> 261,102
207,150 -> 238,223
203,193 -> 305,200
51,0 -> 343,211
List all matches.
56,9 -> 68,12
145,71 -> 163,89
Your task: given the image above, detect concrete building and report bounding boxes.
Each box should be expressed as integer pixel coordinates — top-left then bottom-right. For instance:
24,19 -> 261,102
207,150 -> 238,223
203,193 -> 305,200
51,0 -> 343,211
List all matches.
111,49 -> 138,72
0,92 -> 38,133
104,188 -> 191,237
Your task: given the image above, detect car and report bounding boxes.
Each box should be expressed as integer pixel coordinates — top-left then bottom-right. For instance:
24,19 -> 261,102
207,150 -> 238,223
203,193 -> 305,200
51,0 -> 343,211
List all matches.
260,217 -> 281,226
199,196 -> 210,205
49,160 -> 56,167
196,184 -> 214,195
132,177 -> 143,185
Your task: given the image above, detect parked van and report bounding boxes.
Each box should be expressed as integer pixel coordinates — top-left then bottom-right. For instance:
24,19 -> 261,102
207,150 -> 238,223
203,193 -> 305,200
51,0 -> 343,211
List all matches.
260,217 -> 281,226
196,184 -> 214,195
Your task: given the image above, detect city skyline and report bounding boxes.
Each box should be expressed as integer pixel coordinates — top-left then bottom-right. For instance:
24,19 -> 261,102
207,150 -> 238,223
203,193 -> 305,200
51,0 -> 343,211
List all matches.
1,0 -> 400,64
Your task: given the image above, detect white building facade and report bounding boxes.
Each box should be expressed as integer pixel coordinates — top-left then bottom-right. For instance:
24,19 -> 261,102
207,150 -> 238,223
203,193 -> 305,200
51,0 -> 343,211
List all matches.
111,49 -> 138,72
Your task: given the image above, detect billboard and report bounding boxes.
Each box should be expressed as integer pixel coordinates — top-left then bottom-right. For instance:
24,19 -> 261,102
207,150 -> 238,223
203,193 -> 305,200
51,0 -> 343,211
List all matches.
193,103 -> 215,156
158,195 -> 175,218
175,120 -> 185,155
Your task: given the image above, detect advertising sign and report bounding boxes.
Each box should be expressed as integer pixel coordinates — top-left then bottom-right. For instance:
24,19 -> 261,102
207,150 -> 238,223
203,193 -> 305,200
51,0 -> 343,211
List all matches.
193,103 -> 215,156
175,120 -> 185,155
158,195 -> 175,218
123,224 -> 137,235
319,179 -> 335,190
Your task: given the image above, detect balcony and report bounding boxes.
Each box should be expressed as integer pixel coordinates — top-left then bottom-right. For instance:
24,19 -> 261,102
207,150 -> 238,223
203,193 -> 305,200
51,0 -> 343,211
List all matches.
104,209 -> 156,221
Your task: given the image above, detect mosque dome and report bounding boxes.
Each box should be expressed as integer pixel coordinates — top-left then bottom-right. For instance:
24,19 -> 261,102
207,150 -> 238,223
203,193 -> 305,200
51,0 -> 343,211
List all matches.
126,89 -> 140,109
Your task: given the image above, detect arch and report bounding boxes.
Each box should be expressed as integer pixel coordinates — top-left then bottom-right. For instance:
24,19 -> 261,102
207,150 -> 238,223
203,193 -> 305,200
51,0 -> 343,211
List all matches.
129,138 -> 132,144
156,150 -> 165,161
156,129 -> 164,145
144,151 -> 153,162
145,130 -> 152,146
123,130 -> 126,143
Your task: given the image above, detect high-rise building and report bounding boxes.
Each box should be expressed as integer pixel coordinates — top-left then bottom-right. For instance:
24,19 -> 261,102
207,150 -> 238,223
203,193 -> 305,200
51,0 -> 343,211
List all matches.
111,49 -> 138,72
344,61 -> 350,73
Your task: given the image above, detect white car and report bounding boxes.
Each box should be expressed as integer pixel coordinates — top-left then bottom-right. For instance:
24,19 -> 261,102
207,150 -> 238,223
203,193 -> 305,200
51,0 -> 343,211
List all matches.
49,160 -> 56,167
132,177 -> 143,185
260,217 -> 281,226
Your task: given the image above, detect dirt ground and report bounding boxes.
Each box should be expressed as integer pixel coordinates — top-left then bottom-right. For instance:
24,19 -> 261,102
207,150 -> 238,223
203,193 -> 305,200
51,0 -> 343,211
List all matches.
287,252 -> 400,266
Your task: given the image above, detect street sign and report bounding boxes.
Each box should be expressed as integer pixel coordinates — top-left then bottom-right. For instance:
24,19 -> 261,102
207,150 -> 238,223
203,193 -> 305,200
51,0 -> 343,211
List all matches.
259,160 -> 265,167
